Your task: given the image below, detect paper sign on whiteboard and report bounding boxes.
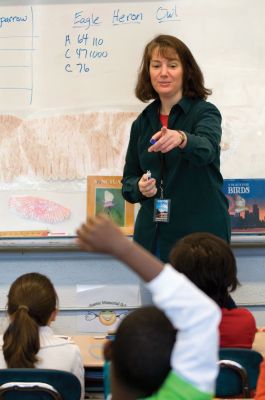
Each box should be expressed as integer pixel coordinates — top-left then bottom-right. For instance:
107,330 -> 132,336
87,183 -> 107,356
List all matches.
76,284 -> 140,332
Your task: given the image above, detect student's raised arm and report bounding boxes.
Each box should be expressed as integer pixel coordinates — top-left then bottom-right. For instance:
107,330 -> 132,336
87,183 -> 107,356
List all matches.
76,215 -> 221,395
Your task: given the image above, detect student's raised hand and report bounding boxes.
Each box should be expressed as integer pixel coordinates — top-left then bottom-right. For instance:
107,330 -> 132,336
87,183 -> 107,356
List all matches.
76,214 -> 128,257
77,214 -> 164,282
148,127 -> 186,153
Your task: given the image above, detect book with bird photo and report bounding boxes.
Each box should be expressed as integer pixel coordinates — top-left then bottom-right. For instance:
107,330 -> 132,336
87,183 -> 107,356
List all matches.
87,176 -> 134,235
222,179 -> 265,235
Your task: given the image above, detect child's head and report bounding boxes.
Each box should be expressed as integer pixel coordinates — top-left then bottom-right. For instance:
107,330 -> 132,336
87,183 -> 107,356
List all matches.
3,272 -> 58,368
170,232 -> 239,307
105,306 -> 176,398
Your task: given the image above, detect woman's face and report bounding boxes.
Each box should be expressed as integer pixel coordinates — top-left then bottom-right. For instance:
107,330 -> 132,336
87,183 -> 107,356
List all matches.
149,47 -> 183,102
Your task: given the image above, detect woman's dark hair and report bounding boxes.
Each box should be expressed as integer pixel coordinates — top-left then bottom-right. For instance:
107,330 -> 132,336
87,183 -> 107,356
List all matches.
170,232 -> 239,308
3,272 -> 58,368
135,34 -> 212,102
112,306 -> 176,397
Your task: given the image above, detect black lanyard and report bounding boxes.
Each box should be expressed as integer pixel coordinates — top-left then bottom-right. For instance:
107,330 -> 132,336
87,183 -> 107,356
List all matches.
159,153 -> 165,200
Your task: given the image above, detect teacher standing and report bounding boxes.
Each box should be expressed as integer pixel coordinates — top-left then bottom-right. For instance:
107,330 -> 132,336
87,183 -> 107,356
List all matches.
122,34 -> 230,262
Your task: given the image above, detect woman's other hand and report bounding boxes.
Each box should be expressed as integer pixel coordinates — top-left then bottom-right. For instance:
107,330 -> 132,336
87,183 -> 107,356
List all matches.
138,173 -> 157,197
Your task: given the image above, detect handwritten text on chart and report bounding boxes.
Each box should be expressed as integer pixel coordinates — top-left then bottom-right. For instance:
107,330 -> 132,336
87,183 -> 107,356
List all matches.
64,34 -> 108,73
0,4 -> 179,94
65,5 -> 178,73
0,14 -> 28,29
0,4 -> 178,31
72,5 -> 178,30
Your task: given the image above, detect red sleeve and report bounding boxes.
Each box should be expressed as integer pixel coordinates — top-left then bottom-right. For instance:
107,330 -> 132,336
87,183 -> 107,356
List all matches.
255,358 -> 265,399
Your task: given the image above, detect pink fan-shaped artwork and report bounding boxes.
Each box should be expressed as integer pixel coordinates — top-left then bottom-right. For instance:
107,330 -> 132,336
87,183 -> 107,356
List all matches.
8,196 -> 71,224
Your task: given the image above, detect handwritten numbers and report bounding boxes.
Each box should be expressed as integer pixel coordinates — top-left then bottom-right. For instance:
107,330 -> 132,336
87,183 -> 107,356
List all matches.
77,33 -> 89,45
64,33 -> 108,73
76,48 -> 88,59
76,63 -> 90,73
92,37 -> 103,46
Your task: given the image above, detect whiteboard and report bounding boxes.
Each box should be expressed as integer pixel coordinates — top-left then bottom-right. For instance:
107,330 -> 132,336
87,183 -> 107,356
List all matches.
0,0 -> 264,234
0,1 -> 184,110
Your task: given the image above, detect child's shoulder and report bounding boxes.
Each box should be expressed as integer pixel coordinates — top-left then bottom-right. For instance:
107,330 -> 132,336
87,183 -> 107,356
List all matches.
142,370 -> 213,400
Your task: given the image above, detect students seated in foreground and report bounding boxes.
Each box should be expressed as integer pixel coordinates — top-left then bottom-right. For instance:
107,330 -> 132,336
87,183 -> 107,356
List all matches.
169,232 -> 257,348
76,215 -> 221,400
0,272 -> 85,399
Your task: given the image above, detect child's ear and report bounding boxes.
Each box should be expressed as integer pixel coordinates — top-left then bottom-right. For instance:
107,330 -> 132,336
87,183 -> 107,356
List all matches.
104,340 -> 113,361
48,309 -> 57,325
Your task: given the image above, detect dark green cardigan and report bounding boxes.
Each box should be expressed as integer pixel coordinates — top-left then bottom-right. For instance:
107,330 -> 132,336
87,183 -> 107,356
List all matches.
122,97 -> 231,262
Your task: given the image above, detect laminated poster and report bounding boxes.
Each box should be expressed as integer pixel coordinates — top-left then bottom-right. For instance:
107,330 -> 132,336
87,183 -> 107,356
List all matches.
76,284 -> 140,333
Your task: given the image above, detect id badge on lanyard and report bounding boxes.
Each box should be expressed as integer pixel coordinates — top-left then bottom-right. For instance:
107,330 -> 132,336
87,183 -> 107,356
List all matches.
154,198 -> 171,222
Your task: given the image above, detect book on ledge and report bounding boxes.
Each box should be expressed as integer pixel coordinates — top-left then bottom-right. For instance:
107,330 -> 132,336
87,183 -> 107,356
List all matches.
87,175 -> 134,236
222,179 -> 265,235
